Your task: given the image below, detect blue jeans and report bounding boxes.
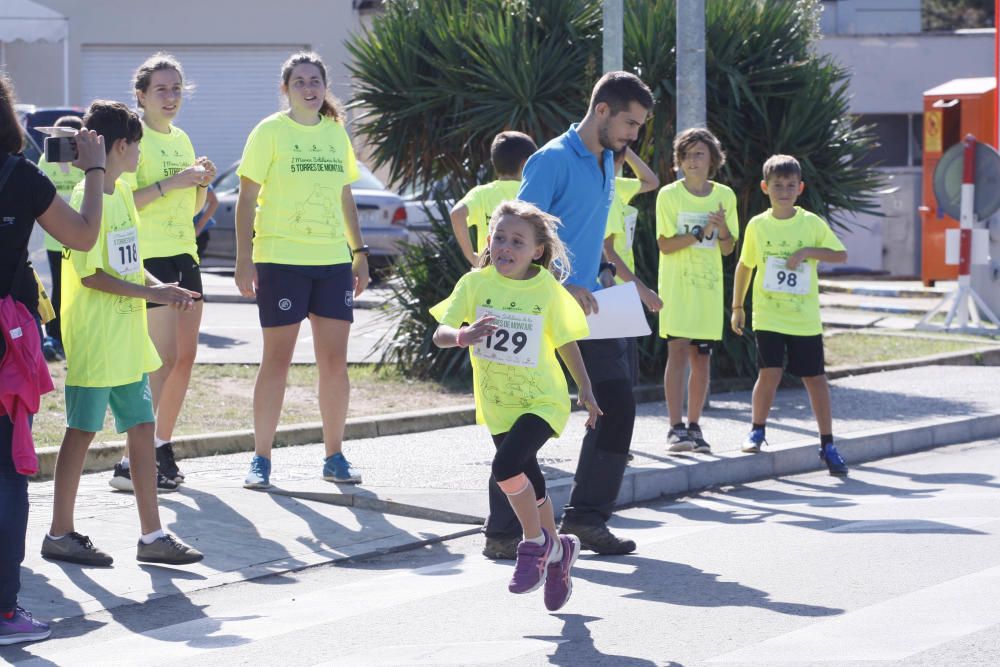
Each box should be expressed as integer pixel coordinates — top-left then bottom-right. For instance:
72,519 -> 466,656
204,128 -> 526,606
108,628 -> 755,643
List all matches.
0,414 -> 30,612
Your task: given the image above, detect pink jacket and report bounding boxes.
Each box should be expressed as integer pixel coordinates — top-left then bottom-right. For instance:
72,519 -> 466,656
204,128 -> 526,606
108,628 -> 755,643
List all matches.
0,295 -> 54,475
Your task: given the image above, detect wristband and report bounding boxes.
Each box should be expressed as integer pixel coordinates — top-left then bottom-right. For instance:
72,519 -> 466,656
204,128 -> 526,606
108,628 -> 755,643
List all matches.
352,244 -> 371,256
198,183 -> 209,189
155,181 -> 165,197
84,166 -> 106,175
718,232 -> 732,241
455,327 -> 468,348
731,306 -> 744,310
599,261 -> 616,278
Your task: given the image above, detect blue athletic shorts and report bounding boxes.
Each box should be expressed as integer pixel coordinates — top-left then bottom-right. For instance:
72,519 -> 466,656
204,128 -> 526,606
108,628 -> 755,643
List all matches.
255,262 -> 354,327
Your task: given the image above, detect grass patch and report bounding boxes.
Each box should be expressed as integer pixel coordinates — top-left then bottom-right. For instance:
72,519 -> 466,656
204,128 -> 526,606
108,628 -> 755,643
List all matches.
34,363 -> 473,448
824,332 -> 986,367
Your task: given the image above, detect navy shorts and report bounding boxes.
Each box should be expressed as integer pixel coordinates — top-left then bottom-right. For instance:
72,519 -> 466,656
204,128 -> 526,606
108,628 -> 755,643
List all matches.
665,335 -> 714,355
255,262 -> 354,328
755,331 -> 825,377
144,254 -> 203,309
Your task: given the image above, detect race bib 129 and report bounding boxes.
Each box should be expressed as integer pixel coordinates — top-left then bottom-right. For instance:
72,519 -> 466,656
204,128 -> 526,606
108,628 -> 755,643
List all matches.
762,255 -> 810,295
108,227 -> 141,276
472,306 -> 543,368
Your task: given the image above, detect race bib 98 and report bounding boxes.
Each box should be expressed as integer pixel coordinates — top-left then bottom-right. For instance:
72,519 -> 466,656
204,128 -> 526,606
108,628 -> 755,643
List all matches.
472,307 -> 543,368
762,255 -> 809,295
677,211 -> 717,249
108,228 -> 141,276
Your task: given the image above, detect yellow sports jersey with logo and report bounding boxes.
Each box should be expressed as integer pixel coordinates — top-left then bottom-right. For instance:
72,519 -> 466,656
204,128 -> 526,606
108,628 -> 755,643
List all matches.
655,180 -> 739,340
63,180 -> 160,387
36,156 -> 84,252
456,179 -> 522,254
739,207 -> 845,336
238,112 -> 360,266
603,176 -> 642,281
122,123 -> 199,261
431,266 -> 589,436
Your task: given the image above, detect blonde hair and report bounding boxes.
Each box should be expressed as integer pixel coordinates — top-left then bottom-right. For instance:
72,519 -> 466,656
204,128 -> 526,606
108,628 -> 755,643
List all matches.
479,200 -> 572,282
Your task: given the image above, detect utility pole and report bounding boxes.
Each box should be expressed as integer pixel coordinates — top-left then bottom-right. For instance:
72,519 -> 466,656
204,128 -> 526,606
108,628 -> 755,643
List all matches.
676,0 -> 706,131
603,0 -> 624,73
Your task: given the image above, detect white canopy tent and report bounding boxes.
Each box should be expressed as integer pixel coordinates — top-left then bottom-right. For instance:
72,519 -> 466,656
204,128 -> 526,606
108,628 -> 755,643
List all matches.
0,0 -> 69,104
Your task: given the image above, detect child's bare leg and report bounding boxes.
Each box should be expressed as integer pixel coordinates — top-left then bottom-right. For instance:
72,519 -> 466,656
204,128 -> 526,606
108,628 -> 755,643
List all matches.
664,338 -> 690,425
537,496 -> 557,538
498,475 -> 541,539
752,368 -> 783,425
686,347 -> 711,424
49,428 -> 96,536
801,374 -> 833,435
126,422 -> 162,535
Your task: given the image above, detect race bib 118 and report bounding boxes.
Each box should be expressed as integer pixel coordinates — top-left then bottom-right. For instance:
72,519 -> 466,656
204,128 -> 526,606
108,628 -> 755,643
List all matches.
108,228 -> 141,276
472,307 -> 543,368
762,255 -> 810,295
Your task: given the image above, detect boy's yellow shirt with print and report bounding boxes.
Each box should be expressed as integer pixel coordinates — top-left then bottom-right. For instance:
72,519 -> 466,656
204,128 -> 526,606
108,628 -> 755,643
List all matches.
457,179 -> 522,254
739,207 -> 845,336
36,156 -> 84,252
238,112 -> 360,266
430,266 -> 589,436
604,176 -> 642,280
656,180 -> 739,340
122,124 -> 198,261
63,179 -> 161,388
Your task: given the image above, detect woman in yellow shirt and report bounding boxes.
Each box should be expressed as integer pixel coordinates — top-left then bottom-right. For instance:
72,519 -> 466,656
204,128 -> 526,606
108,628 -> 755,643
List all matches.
235,52 -> 370,489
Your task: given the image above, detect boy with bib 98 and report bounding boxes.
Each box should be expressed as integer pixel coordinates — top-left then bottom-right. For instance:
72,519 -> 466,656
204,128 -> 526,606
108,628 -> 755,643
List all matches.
731,154 -> 849,476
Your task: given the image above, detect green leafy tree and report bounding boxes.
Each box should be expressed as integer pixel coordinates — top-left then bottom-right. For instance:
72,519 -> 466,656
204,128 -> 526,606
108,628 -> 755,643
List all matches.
923,0 -> 995,30
348,0 -> 882,383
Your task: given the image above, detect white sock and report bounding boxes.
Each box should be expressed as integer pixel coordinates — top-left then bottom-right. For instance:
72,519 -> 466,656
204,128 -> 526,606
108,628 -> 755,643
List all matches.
46,532 -> 66,540
548,535 -> 563,563
524,533 -> 545,545
154,436 -> 169,448
120,457 -> 130,469
139,529 -> 165,545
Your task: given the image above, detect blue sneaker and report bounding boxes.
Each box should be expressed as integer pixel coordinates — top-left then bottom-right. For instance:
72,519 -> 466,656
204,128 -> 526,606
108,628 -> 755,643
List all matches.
0,606 -> 51,645
820,443 -> 849,476
41,336 -> 59,362
741,428 -> 767,453
244,455 -> 271,489
322,452 -> 362,484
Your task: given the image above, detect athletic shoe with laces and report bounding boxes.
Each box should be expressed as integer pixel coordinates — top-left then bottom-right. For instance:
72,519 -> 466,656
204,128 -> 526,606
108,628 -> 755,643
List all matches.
40,532 -> 113,567
687,424 -> 712,453
322,452 -> 362,484
41,337 -> 62,362
108,463 -> 178,493
0,606 -> 51,645
544,534 -> 581,612
820,442 -> 849,476
559,520 -> 636,555
136,534 -> 204,565
244,455 -> 271,489
508,529 -> 554,594
741,428 -> 767,453
482,535 -> 520,560
667,426 -> 694,453
156,442 -> 184,483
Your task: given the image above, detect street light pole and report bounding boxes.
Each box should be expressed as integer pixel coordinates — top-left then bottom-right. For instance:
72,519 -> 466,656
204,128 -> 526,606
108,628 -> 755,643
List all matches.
603,0 -> 624,73
676,0 -> 707,131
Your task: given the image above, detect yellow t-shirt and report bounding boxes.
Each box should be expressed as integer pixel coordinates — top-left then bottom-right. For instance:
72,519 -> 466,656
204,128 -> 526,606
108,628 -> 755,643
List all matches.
656,180 -> 739,340
63,179 -> 161,387
36,157 -> 84,252
456,179 -> 522,254
123,123 -> 199,261
739,207 -> 845,336
603,176 -> 643,280
237,112 -> 360,265
430,265 -> 589,436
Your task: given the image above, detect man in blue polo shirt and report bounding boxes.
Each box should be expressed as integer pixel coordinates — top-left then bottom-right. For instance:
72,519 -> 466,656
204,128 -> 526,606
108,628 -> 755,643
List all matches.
480,71 -> 654,560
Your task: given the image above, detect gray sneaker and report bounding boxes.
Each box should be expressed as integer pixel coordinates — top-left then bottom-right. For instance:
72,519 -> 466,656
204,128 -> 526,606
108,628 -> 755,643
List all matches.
136,534 -> 204,565
41,532 -> 113,567
667,426 -> 695,453
687,424 -> 712,453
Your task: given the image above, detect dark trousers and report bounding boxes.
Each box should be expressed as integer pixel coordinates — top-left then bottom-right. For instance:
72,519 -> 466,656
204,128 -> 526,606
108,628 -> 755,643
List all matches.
0,415 -> 29,612
45,249 -> 62,342
484,337 -> 637,537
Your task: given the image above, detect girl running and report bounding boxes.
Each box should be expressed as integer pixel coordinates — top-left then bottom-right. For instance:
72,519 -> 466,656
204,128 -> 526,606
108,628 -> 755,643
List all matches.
111,54 -> 215,492
235,52 -> 369,489
431,200 -> 601,611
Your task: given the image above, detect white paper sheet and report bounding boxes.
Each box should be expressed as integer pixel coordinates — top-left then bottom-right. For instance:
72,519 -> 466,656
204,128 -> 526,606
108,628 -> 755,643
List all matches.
583,281 -> 652,340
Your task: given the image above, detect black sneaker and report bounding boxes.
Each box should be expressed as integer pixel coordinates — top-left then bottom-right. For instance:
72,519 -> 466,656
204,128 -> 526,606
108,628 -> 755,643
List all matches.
559,520 -> 636,555
156,442 -> 184,483
108,463 -> 179,493
136,534 -> 203,565
667,426 -> 694,453
482,535 -> 519,560
687,424 -> 711,453
41,532 -> 113,567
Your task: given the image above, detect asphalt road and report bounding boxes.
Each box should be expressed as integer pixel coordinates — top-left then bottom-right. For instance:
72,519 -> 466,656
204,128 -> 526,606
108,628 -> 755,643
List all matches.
7,438 -> 1000,666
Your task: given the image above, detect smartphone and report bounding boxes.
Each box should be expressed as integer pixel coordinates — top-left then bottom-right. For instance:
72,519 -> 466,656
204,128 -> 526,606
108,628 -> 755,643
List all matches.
44,136 -> 78,163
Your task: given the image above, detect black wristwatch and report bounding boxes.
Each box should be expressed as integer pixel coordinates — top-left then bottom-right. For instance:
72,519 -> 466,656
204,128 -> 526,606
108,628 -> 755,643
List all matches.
352,245 -> 370,256
691,227 -> 705,243
599,261 -> 616,278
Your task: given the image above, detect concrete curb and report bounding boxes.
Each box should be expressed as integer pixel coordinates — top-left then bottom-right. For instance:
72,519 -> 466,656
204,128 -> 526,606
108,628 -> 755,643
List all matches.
819,281 -> 944,299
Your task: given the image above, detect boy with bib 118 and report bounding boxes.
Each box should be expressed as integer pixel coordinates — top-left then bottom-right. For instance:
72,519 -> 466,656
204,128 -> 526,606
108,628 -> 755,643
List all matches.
731,154 -> 849,476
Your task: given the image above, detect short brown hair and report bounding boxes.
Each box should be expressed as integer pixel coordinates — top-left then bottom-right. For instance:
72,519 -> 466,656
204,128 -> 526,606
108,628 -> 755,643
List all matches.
83,101 -> 143,155
673,128 -> 726,178
281,52 -> 342,121
133,52 -> 189,109
762,154 -> 802,181
490,131 -> 537,176
589,71 -> 654,115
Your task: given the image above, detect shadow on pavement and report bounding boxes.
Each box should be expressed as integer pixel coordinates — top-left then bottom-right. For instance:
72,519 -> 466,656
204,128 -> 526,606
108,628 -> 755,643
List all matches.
196,332 -> 245,349
526,614 -> 660,666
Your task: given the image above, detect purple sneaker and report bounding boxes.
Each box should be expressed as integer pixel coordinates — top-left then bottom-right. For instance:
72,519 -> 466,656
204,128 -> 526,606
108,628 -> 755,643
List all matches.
544,534 -> 581,611
0,606 -> 51,645
508,529 -> 554,594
